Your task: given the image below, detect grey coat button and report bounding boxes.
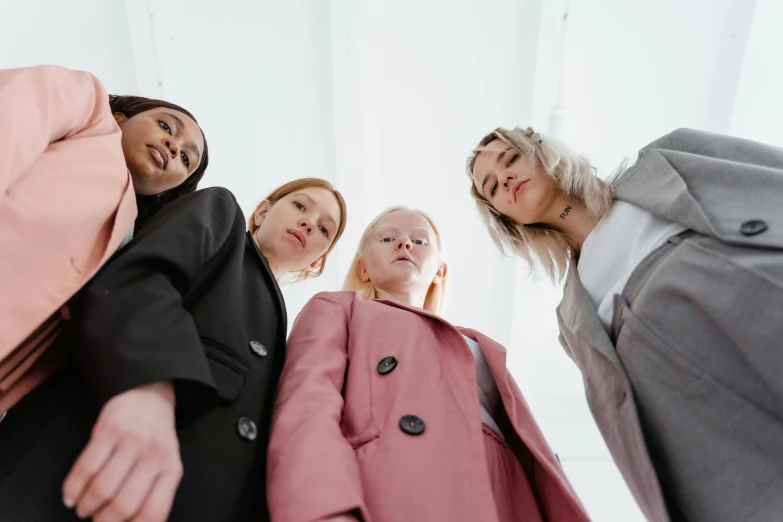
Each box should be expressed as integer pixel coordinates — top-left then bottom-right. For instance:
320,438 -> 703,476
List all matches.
249,340 -> 268,357
237,417 -> 257,441
377,356 -> 398,375
740,220 -> 767,236
399,415 -> 425,436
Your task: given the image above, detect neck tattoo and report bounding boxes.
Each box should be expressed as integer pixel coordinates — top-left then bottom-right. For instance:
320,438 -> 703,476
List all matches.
559,205 -> 572,219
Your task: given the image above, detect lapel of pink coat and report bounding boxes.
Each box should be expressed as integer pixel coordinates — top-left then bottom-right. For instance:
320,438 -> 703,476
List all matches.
459,328 -> 583,501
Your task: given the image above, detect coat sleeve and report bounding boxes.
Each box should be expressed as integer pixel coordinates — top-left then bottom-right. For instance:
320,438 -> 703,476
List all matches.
267,293 -> 369,522
0,65 -> 134,355
0,65 -> 120,193
73,187 -> 242,410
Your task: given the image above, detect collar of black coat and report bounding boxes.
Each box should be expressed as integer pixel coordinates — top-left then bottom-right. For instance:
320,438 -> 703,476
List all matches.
246,231 -> 287,330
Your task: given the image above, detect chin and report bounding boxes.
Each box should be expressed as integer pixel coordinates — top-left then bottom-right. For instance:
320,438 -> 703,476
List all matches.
129,174 -> 159,196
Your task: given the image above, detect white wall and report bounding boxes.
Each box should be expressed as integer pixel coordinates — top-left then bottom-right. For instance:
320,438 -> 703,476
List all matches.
4,1 -> 781,520
730,0 -> 783,145
0,0 -> 139,93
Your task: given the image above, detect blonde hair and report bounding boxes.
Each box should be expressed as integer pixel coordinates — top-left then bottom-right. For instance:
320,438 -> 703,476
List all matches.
466,127 -> 617,283
248,177 -> 348,281
342,207 -> 448,316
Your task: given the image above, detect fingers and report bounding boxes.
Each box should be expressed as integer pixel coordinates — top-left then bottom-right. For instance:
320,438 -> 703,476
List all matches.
91,458 -> 159,522
62,384 -> 182,521
130,466 -> 183,522
73,436 -> 141,518
62,425 -> 118,510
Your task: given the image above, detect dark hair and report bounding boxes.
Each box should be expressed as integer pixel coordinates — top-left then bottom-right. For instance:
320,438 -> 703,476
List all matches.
109,95 -> 210,229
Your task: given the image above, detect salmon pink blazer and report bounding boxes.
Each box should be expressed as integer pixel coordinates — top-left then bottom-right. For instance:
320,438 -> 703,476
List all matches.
0,65 -> 136,411
267,291 -> 591,522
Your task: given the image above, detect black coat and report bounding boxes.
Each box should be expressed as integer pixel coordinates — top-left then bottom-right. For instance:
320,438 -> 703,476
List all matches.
0,187 -> 287,521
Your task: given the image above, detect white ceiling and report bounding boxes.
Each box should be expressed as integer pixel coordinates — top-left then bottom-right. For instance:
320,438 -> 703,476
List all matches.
3,1 -> 780,519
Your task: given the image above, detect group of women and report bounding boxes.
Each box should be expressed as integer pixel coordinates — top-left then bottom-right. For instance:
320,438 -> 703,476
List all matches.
1,64 -> 781,522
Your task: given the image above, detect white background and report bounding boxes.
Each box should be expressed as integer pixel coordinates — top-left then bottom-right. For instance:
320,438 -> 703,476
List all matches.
3,0 -> 781,519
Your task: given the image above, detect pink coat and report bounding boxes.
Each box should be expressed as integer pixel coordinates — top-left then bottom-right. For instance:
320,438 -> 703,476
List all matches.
0,65 -> 136,411
267,291 -> 590,522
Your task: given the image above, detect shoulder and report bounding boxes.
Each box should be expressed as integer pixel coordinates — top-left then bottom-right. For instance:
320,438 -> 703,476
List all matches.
145,187 -> 241,231
306,290 -> 360,308
130,187 -> 244,256
15,64 -> 102,87
179,186 -> 239,213
639,128 -> 701,152
297,291 -> 369,321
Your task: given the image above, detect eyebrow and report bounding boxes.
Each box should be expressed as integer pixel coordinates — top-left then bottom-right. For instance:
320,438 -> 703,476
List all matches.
479,147 -> 513,197
295,192 -> 338,229
375,225 -> 431,236
496,146 -> 512,164
163,112 -> 201,166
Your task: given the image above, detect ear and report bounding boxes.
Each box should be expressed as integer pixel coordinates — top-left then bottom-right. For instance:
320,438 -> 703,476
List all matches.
113,112 -> 127,126
357,258 -> 370,282
432,262 -> 448,285
253,200 -> 271,228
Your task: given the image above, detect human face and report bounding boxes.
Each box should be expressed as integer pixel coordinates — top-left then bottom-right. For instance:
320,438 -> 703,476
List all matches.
252,187 -> 342,277
358,210 -> 446,295
471,139 -> 561,225
114,108 -> 205,195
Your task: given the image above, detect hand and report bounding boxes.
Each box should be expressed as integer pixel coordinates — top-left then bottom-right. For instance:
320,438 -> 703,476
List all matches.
62,381 -> 182,522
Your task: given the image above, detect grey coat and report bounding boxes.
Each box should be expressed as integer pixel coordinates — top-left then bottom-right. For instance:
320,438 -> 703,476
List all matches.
556,129 -> 783,522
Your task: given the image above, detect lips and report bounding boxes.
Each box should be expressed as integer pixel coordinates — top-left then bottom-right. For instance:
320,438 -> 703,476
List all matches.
513,180 -> 529,201
148,145 -> 169,170
286,229 -> 306,248
393,255 -> 414,265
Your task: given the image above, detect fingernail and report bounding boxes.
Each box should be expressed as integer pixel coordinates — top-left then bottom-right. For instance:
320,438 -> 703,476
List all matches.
63,497 -> 74,508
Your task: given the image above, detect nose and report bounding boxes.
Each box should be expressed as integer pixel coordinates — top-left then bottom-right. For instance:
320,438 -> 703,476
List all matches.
165,139 -> 179,157
299,219 -> 313,235
396,238 -> 412,251
502,175 -> 514,190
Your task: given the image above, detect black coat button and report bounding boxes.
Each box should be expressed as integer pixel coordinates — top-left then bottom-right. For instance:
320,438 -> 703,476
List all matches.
399,415 -> 425,436
249,340 -> 268,357
377,356 -> 398,375
740,220 -> 767,236
237,417 -> 258,441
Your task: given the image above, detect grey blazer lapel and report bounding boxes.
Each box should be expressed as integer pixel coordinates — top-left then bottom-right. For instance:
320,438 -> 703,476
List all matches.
558,267 -> 624,381
557,268 -> 671,522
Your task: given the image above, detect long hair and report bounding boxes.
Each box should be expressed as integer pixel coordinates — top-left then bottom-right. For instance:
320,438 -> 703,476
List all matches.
342,207 -> 448,316
466,127 -> 617,283
109,95 -> 209,229
248,178 -> 348,281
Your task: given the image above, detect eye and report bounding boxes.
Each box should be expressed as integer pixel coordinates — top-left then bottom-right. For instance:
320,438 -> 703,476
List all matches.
158,121 -> 172,134
381,237 -> 394,243
412,239 -> 428,246
507,153 -> 519,167
490,181 -> 498,197
181,151 -> 190,168
294,201 -> 305,211
319,225 -> 329,237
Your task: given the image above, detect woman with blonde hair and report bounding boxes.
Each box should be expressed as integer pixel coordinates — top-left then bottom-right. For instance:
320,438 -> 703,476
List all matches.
467,126 -> 783,522
0,178 -> 346,522
267,206 -> 589,522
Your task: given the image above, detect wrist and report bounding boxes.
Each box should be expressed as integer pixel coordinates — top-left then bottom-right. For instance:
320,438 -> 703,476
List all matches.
141,381 -> 176,406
